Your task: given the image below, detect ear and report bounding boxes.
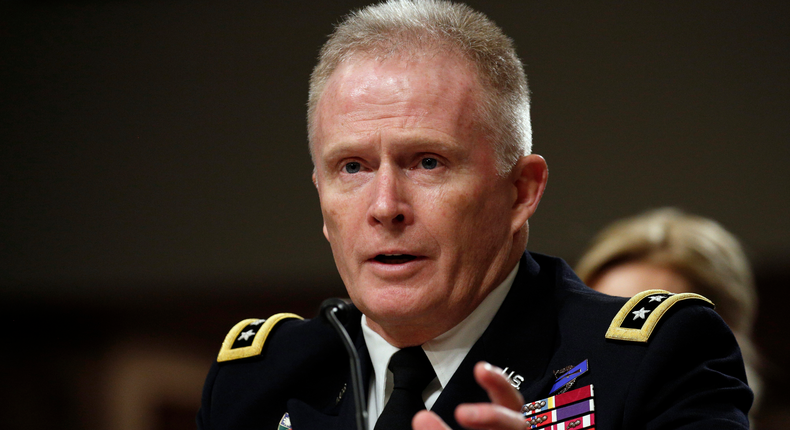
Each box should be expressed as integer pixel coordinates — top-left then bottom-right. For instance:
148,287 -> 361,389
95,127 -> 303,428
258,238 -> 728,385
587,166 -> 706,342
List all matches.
510,154 -> 548,234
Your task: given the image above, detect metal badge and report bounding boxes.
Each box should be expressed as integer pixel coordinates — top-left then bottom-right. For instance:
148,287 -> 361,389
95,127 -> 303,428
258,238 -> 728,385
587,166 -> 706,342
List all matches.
277,413 -> 292,430
549,359 -> 588,395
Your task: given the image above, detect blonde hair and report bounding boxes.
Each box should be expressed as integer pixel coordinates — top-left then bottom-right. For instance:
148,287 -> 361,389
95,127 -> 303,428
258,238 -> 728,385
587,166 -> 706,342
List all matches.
576,208 -> 761,409
307,0 -> 531,174
576,208 -> 756,333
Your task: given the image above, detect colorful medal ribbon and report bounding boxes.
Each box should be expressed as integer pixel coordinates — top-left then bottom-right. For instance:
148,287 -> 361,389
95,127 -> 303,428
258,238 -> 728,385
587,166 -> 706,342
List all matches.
522,384 -> 595,429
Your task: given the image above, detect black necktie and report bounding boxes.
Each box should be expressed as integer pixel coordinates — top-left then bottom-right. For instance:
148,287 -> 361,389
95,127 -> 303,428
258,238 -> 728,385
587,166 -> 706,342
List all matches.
373,346 -> 436,430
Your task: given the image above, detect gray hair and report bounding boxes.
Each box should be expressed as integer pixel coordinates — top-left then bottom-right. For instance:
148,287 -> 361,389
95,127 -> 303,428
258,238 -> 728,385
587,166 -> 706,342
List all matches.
308,0 -> 531,175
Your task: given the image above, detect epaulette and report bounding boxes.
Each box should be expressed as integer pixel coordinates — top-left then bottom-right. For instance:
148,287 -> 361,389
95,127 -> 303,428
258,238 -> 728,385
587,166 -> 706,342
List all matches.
605,289 -> 714,343
217,313 -> 303,362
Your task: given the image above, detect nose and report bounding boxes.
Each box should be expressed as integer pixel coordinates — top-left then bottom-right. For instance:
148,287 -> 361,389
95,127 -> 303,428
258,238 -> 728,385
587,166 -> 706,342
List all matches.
367,166 -> 413,229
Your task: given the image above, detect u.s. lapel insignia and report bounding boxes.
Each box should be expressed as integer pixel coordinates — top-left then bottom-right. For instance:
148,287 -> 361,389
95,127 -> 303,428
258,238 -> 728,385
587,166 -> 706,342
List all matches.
501,367 -> 525,389
549,359 -> 588,395
606,289 -> 714,343
277,412 -> 292,430
522,384 -> 595,429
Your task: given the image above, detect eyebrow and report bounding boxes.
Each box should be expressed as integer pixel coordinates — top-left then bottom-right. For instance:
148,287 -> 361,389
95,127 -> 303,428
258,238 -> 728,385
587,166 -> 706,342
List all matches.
320,134 -> 466,164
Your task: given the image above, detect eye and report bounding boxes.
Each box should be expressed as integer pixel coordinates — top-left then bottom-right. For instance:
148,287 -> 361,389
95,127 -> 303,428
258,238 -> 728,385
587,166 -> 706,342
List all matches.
343,161 -> 361,174
420,157 -> 439,170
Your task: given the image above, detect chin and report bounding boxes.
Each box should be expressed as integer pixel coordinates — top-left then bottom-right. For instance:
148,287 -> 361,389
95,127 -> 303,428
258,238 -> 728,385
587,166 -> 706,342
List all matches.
355,285 -> 438,325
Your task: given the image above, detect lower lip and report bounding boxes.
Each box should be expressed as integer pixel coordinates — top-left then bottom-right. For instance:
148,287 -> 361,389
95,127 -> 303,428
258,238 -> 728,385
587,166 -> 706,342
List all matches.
365,257 -> 429,279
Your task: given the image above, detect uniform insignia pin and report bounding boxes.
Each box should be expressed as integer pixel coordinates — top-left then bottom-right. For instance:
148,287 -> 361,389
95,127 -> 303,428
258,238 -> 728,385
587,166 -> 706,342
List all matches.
277,412 -> 292,430
553,365 -> 573,379
549,359 -> 588,395
501,367 -> 525,389
335,383 -> 347,404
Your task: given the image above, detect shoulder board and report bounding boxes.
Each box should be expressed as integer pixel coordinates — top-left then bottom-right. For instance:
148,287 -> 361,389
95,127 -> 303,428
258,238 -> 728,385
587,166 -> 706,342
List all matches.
605,289 -> 714,343
217,313 -> 303,362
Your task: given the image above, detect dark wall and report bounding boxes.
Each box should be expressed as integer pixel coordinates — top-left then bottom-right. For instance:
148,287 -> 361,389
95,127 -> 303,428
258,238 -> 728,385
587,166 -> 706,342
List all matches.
2,0 -> 788,294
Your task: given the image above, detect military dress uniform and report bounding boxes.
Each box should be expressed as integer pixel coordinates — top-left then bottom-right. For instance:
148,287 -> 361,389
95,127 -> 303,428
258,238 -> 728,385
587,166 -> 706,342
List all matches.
197,252 -> 752,430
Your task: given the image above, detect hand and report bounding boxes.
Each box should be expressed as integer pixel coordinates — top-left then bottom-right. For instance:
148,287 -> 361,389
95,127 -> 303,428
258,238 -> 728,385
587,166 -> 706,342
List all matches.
412,361 -> 525,430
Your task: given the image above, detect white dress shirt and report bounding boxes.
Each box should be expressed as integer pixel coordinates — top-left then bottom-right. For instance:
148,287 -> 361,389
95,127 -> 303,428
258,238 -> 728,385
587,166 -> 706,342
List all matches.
362,263 -> 519,430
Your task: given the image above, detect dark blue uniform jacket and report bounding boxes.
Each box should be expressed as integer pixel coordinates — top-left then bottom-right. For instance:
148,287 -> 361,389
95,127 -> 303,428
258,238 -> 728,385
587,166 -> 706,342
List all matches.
198,252 -> 752,429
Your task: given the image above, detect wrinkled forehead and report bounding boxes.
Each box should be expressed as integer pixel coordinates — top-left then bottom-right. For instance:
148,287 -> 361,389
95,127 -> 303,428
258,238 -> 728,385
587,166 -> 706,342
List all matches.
312,52 -> 486,142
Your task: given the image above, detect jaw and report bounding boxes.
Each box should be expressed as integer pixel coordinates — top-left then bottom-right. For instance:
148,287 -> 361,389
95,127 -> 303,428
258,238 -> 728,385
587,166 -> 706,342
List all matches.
348,245 -> 520,347
360,292 -> 457,348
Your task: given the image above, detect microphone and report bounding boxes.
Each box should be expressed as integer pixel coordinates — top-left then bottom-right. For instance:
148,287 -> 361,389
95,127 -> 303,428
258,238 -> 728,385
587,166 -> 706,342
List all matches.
320,298 -> 369,430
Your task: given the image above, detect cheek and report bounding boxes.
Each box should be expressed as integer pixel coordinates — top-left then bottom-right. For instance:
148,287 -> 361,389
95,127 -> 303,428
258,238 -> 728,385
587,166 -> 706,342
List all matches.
321,193 -> 354,233
442,183 -> 508,228
422,190 -> 504,257
321,193 -> 368,256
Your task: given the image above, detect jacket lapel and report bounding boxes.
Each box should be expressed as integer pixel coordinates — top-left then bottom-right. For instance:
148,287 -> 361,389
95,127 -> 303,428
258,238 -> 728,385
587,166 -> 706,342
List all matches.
431,253 -> 558,428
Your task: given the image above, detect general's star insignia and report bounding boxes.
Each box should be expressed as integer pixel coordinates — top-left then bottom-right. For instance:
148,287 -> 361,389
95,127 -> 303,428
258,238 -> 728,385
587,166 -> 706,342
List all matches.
217,313 -> 303,362
606,289 -> 714,343
237,329 -> 256,341
631,307 -> 651,320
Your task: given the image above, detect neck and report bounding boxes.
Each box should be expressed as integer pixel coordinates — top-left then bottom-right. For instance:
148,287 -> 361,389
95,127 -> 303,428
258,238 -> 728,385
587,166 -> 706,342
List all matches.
364,255 -> 521,348
364,318 -> 442,348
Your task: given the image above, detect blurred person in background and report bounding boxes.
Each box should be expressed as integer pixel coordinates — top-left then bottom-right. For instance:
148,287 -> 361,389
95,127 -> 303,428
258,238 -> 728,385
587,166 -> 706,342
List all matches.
576,207 -> 762,422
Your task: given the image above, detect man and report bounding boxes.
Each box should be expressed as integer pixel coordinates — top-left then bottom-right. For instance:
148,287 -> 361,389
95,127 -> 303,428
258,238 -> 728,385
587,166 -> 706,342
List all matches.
198,1 -> 752,429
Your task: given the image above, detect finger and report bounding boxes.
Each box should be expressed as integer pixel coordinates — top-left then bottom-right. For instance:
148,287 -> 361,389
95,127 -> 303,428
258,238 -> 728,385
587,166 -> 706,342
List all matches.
412,410 -> 452,430
455,403 -> 526,430
473,361 -> 524,411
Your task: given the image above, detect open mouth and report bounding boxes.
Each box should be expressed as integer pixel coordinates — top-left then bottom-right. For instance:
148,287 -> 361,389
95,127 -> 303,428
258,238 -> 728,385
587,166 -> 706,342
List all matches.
374,254 -> 418,264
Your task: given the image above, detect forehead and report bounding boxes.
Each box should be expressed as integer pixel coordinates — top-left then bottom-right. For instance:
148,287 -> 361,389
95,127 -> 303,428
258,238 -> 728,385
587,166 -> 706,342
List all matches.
313,53 -> 484,146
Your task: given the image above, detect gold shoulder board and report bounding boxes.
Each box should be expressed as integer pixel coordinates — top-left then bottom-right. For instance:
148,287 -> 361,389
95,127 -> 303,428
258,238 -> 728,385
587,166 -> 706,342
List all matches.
605,289 -> 714,343
217,313 -> 303,362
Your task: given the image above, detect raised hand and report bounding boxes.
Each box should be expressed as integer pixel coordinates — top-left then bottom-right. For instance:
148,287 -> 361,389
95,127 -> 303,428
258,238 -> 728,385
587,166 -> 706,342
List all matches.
412,362 -> 525,430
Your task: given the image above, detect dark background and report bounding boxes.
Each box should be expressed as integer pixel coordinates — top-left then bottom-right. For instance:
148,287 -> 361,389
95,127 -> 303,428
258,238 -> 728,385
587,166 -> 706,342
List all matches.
1,1 -> 788,429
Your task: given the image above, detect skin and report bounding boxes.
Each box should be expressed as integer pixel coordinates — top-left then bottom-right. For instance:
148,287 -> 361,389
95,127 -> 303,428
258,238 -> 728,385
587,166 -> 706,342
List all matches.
311,52 -> 548,429
590,261 -> 693,297
414,362 -> 526,430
